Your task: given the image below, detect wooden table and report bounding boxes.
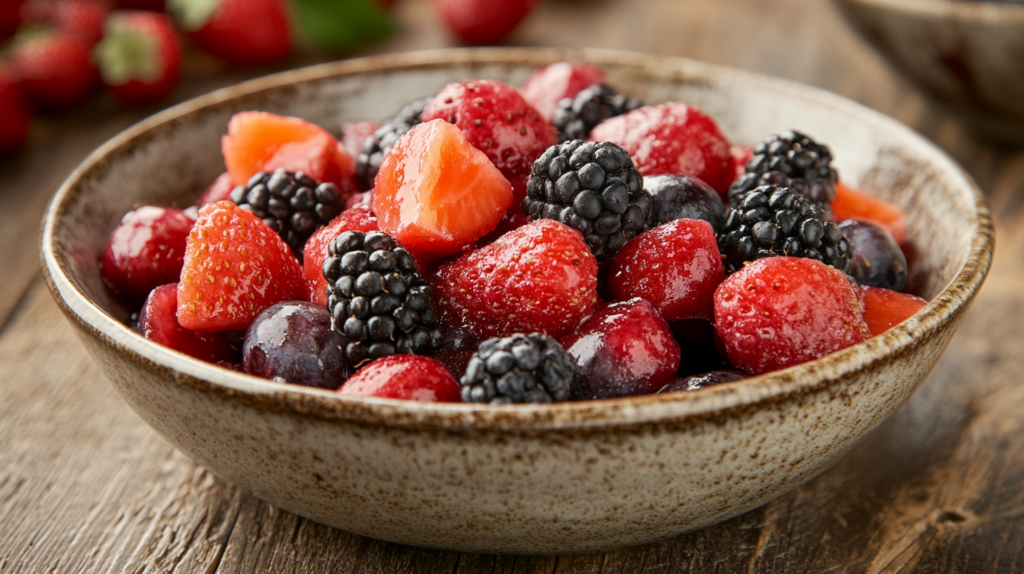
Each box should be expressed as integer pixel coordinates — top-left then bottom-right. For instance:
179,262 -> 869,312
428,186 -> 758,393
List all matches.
3,1 -> 1023,571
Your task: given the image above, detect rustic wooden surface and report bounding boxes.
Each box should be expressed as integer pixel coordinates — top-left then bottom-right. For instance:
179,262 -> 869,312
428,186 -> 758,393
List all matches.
3,0 -> 1024,572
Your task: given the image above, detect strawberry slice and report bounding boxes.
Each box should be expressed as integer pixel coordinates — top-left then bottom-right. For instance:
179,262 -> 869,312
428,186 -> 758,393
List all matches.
832,182 -> 908,245
861,286 -> 927,337
177,201 -> 304,332
221,111 -> 357,198
373,119 -> 513,261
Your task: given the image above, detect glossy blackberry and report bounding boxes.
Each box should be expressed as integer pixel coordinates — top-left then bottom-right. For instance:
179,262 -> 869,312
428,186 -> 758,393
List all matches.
322,230 -> 442,367
354,95 -> 433,190
730,131 -> 839,214
460,333 -> 573,404
718,185 -> 852,275
552,84 -> 642,143
229,169 -> 342,257
523,140 -> 653,260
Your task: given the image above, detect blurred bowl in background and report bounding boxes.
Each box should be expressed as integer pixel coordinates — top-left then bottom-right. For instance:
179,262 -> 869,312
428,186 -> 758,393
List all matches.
834,0 -> 1024,144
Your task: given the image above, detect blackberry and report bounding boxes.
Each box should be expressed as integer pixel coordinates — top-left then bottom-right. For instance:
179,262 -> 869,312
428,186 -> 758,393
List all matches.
730,131 -> 839,215
460,333 -> 573,404
718,185 -> 852,275
322,230 -> 442,367
230,169 -> 343,257
354,95 -> 433,190
552,84 -> 642,143
523,140 -> 653,260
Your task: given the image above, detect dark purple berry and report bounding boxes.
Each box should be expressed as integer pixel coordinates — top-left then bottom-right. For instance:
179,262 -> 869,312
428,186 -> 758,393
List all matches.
658,370 -> 746,393
243,301 -> 352,389
646,174 -> 726,232
837,219 -> 908,292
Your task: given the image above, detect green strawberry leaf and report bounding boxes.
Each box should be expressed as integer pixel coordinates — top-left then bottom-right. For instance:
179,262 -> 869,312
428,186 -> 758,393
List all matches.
166,0 -> 220,32
290,0 -> 392,53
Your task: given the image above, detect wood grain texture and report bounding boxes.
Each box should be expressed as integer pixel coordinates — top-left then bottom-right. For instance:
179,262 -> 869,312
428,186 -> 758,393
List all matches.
2,0 -> 1024,572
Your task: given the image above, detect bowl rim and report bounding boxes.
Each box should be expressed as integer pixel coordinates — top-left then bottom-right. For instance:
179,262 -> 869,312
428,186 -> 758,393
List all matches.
834,0 -> 1024,23
41,47 -> 994,434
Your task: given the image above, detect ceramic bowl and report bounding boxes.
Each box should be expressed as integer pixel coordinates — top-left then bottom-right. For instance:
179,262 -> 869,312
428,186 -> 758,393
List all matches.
834,0 -> 1024,144
42,48 -> 993,555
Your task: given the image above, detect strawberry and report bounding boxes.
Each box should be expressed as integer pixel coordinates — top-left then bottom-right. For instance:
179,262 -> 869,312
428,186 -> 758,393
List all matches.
714,256 -> 870,375
168,0 -> 291,67
10,30 -> 97,110
373,119 -> 513,262
420,79 -> 556,208
221,111 -> 357,198
199,171 -> 235,205
435,0 -> 536,45
22,0 -> 108,46
341,120 -> 380,160
302,204 -> 379,306
139,283 -> 241,363
589,102 -> 735,196
832,182 -> 908,245
731,144 -> 753,181
519,61 -> 606,122
338,355 -> 462,402
433,219 -> 598,340
177,201 -> 304,333
0,64 -> 31,155
861,286 -> 927,337
93,11 -> 181,104
100,205 -> 195,303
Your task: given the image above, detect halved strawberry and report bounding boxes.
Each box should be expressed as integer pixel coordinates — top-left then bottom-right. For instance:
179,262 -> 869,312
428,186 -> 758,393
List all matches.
177,201 -> 303,332
832,182 -> 908,245
221,111 -> 357,198
373,119 -> 513,262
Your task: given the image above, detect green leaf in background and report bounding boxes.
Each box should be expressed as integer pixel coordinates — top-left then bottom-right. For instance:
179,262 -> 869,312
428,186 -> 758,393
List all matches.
290,0 -> 393,53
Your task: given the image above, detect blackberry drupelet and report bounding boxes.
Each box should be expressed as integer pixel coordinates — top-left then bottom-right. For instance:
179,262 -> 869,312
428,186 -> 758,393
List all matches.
523,140 -> 653,260
718,185 -> 852,275
460,333 -> 573,404
322,230 -> 442,367
354,95 -> 433,190
230,169 -> 343,257
552,84 -> 642,143
730,131 -> 839,214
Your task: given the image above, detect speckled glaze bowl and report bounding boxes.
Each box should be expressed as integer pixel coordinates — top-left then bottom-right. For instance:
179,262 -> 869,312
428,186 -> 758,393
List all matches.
834,0 -> 1024,143
42,48 -> 993,555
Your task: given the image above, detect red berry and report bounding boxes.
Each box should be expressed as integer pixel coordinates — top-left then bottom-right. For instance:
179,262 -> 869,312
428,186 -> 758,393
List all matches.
221,111 -> 357,197
10,30 -> 97,110
373,119 -> 513,262
139,283 -> 241,363
608,218 -> 724,322
0,64 -> 31,155
23,0 -> 107,46
731,144 -> 753,182
832,182 -> 908,245
94,11 -> 181,104
199,171 -> 235,205
435,0 -> 535,45
714,257 -> 870,375
560,298 -> 681,400
100,205 -> 195,302
861,286 -> 927,337
1,0 -> 24,43
302,204 -> 379,306
434,219 -> 598,340
168,0 -> 291,67
344,190 -> 373,211
338,355 -> 461,402
341,121 -> 381,160
420,79 -> 556,207
177,201 -> 304,332
589,102 -> 734,195
519,61 -> 606,122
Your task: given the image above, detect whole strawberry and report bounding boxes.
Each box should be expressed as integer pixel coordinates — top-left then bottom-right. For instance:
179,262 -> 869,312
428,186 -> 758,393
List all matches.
10,30 -> 97,111
22,0 -> 108,46
435,0 -> 535,45
94,11 -> 181,104
177,201 -> 304,333
0,64 -> 31,155
168,0 -> 291,67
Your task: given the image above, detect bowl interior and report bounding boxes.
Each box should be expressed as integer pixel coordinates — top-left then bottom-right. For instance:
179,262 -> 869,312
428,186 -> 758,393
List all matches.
45,48 -> 987,418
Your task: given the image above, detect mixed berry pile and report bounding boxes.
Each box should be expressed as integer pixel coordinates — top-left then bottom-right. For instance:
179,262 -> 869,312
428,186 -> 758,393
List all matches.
101,61 -> 929,404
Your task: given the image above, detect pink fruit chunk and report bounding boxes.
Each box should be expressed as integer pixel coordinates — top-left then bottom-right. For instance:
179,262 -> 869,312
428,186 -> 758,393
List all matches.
608,218 -> 724,322
559,298 -> 681,400
139,283 -> 240,363
714,256 -> 870,375
338,355 -> 462,402
861,286 -> 927,337
100,205 -> 195,302
519,61 -> 606,122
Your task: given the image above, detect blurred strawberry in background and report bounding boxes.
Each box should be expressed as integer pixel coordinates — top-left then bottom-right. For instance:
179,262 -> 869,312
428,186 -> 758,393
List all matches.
94,11 -> 181,103
167,0 -> 291,66
436,0 -> 536,44
22,0 -> 108,45
113,0 -> 165,9
0,63 -> 31,154
0,0 -> 25,44
9,29 -> 98,110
